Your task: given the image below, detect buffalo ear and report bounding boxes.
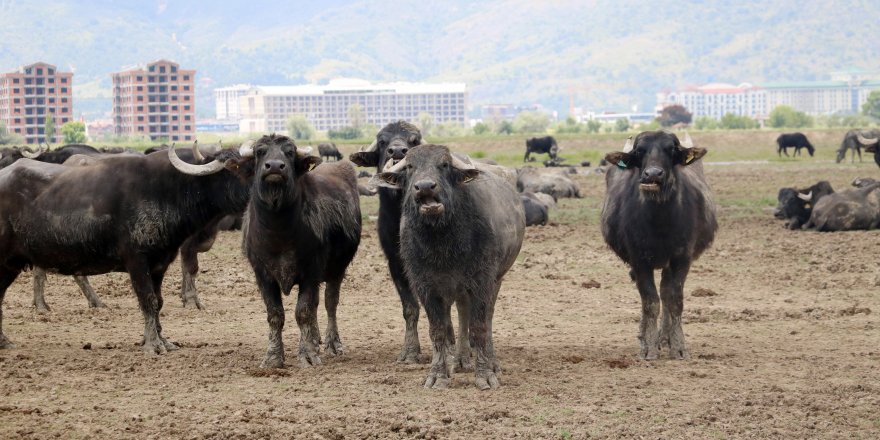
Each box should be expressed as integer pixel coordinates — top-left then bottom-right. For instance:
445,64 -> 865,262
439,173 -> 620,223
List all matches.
866,144 -> 877,154
605,152 -> 632,169
349,151 -> 378,167
377,172 -> 402,189
224,157 -> 255,180
678,147 -> 707,165
295,155 -> 322,174
460,169 -> 480,184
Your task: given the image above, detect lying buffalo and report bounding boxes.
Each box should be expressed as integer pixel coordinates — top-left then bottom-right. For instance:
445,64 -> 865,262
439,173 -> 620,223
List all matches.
804,182 -> 880,231
602,131 -> 717,360
774,181 -> 834,230
378,144 -> 525,390
521,191 -> 549,226
516,166 -> 581,199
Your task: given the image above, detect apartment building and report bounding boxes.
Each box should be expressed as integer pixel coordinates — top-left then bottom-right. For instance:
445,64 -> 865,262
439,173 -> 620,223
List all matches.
0,62 -> 73,144
237,78 -> 467,133
214,84 -> 251,121
111,59 -> 196,142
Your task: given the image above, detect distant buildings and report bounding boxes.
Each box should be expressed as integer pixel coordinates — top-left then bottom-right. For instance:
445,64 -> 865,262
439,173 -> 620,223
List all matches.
236,78 -> 467,134
657,72 -> 880,119
111,59 -> 196,142
214,84 -> 251,121
0,62 -> 73,144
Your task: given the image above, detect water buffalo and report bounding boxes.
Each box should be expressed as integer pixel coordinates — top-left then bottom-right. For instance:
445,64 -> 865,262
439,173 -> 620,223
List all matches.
0,143 -> 102,169
237,134 -> 361,368
601,131 -> 717,360
855,132 -> 880,168
524,136 -> 559,162
521,191 -> 549,226
318,142 -> 343,161
0,146 -> 253,353
349,120 -> 425,363
773,181 -> 834,230
377,144 -> 525,390
836,129 -> 880,163
776,132 -> 815,157
804,182 -> 880,231
516,166 -> 582,199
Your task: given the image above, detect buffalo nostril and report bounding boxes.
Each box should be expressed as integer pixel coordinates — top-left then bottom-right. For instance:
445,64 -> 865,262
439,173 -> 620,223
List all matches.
279,163 -> 285,169
264,163 -> 271,169
428,182 -> 436,189
401,148 -> 408,154
387,148 -> 394,155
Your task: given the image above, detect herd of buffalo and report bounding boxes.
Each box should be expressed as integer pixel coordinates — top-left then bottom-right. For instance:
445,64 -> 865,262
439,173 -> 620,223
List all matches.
0,123 -> 877,390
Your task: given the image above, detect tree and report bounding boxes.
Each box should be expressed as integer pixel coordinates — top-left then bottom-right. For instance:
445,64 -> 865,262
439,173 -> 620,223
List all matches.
585,120 -> 602,133
615,118 -> 630,132
328,126 -> 362,140
862,90 -> 880,120
60,121 -> 87,143
347,103 -> 365,129
512,111 -> 551,133
0,122 -> 23,145
44,114 -> 55,144
286,114 -> 315,140
473,122 -> 491,136
417,112 -> 435,137
718,113 -> 758,129
693,116 -> 718,130
768,105 -> 812,128
555,117 -> 583,134
496,120 -> 514,135
657,104 -> 693,127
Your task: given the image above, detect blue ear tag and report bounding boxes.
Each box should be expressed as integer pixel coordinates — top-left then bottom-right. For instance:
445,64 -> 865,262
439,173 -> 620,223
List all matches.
617,161 -> 627,169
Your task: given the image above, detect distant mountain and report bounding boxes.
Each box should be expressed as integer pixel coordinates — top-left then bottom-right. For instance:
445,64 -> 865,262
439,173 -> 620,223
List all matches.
1,0 -> 878,119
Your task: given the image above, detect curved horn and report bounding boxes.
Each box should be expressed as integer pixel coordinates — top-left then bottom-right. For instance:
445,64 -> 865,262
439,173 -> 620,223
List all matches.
797,191 -> 812,202
21,144 -> 46,159
239,140 -> 254,157
856,134 -> 878,145
360,138 -> 378,153
382,156 -> 408,173
168,144 -> 226,176
681,131 -> 694,149
451,153 -> 476,170
622,136 -> 634,153
191,140 -> 205,162
297,146 -> 313,155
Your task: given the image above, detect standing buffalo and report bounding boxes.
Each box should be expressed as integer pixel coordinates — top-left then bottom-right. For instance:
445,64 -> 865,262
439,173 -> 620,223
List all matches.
836,129 -> 880,163
0,147 -> 253,353
240,135 -> 361,368
776,133 -> 815,157
377,144 -> 525,390
773,181 -> 834,230
318,142 -> 343,161
804,182 -> 880,231
524,136 -> 559,162
349,121 -> 425,363
855,132 -> 880,168
601,131 -> 717,360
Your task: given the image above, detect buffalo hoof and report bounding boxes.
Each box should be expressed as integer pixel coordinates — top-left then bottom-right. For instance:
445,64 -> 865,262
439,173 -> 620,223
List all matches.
0,334 -> 15,349
142,339 -> 169,355
161,337 -> 179,352
454,354 -> 473,373
639,343 -> 660,361
323,333 -> 345,356
182,295 -> 204,310
34,303 -> 51,314
424,373 -> 451,389
298,343 -> 322,367
475,371 -> 500,391
397,346 -> 421,364
88,299 -> 108,309
260,355 -> 284,369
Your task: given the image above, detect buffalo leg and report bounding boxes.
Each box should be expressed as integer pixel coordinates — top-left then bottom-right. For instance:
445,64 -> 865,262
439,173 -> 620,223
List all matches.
295,283 -> 322,367
454,296 -> 472,372
856,147 -> 862,163
179,232 -> 214,310
423,294 -> 454,389
323,277 -> 344,356
470,284 -> 500,390
32,267 -> 51,313
659,259 -> 691,359
256,271 -> 285,368
389,258 -> 421,363
74,276 -> 105,308
150,269 -> 177,351
0,270 -> 21,349
127,263 -> 167,355
633,267 -> 661,360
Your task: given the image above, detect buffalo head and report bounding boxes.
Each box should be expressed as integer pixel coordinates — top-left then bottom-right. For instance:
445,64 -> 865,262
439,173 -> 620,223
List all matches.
378,144 -> 479,226
604,131 -> 706,201
349,120 -> 422,172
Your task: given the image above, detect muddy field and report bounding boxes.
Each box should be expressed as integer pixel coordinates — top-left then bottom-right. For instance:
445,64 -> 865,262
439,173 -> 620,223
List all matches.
1,144 -> 878,438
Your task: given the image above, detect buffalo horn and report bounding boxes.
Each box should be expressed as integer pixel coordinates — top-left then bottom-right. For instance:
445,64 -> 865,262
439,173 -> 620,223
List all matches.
21,144 -> 46,159
360,138 -> 378,153
239,140 -> 254,157
383,157 -> 408,173
297,146 -> 313,155
797,191 -> 812,202
856,133 -> 878,145
191,140 -> 205,162
451,153 -> 476,170
169,144 -> 226,175
681,131 -> 694,149
622,136 -> 634,153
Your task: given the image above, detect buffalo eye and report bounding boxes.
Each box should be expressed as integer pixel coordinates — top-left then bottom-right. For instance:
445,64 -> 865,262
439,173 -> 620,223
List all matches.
255,148 -> 267,158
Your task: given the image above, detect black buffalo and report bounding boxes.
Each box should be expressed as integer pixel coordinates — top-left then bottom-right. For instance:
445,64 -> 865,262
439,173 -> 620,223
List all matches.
0,143 -> 101,169
524,136 -> 559,162
773,181 -> 834,230
378,144 -> 525,390
836,129 -> 880,163
804,182 -> 880,231
855,132 -> 880,168
601,131 -> 717,360
521,191 -> 549,226
349,120 -> 425,363
240,134 -> 361,368
0,146 -> 253,353
776,132 -> 815,157
318,142 -> 343,161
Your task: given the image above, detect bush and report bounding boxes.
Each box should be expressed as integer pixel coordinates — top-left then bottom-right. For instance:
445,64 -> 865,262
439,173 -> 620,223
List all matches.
615,118 -> 631,132
693,116 -> 718,130
585,120 -> 602,133
768,105 -> 812,128
61,121 -> 87,144
555,117 -> 584,134
286,114 -> 315,140
473,122 -> 491,136
328,126 -> 363,140
512,111 -> 551,134
718,113 -> 758,129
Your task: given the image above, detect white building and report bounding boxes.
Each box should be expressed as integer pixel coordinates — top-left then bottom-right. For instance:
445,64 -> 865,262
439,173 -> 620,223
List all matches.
214,84 -> 251,121
238,78 -> 467,134
657,83 -> 767,120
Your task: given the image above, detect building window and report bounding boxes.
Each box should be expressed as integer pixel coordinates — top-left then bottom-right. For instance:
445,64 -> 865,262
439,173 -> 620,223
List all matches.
183,75 -> 189,81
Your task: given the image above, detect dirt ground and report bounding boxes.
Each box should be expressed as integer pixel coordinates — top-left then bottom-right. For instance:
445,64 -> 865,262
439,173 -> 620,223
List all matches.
1,158 -> 878,439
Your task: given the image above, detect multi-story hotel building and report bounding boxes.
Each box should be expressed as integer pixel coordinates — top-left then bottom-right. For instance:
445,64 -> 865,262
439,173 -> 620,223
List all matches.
111,59 -> 196,142
656,83 -> 767,120
214,84 -> 251,121
237,78 -> 467,134
0,62 -> 73,144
